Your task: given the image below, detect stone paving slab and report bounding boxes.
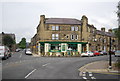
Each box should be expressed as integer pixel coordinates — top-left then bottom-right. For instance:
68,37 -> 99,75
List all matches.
78,61 -> 120,75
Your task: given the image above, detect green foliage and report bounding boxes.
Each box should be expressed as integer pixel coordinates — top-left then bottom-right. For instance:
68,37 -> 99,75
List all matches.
18,38 -> 26,49
3,35 -> 15,48
114,61 -> 120,68
114,28 -> 120,40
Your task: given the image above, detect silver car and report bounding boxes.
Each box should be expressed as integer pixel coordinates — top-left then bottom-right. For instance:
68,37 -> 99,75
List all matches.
115,50 -> 120,57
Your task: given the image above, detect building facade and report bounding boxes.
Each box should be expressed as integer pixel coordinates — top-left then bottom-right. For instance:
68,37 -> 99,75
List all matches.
31,15 -> 118,56
0,32 -> 16,51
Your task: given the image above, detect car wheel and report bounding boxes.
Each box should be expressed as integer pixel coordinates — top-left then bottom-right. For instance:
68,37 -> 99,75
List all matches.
4,56 -> 7,60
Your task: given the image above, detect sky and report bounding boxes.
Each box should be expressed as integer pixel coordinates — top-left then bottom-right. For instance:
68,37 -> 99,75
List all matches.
0,0 -> 119,43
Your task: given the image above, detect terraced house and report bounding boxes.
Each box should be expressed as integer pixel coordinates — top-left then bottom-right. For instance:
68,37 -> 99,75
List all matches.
31,15 -> 118,56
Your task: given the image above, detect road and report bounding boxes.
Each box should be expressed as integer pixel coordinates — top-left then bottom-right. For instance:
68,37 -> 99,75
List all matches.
2,51 -> 120,80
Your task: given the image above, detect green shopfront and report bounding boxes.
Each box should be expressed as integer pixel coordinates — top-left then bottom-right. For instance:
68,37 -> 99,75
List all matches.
38,41 -> 89,56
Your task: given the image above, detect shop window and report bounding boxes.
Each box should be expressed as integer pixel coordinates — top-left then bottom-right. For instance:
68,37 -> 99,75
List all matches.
62,45 -> 65,51
50,44 -> 61,52
68,44 -> 77,51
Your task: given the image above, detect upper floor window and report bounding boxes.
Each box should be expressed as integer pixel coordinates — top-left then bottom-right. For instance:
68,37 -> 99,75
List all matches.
71,35 -> 74,40
71,26 -> 74,31
93,29 -> 95,33
71,35 -> 78,40
88,27 -> 90,32
56,26 -> 59,30
52,26 -> 59,30
52,26 -> 55,30
104,39 -> 106,43
71,26 -> 78,31
52,34 -> 59,40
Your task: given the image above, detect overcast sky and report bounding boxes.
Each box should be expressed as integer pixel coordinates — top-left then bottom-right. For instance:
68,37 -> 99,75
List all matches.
0,0 -> 119,43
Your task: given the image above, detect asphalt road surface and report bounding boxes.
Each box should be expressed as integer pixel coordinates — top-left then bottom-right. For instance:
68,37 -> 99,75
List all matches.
2,51 -> 120,80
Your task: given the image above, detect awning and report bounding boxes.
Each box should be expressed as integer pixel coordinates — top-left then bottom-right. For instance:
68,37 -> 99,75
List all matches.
39,41 -> 87,44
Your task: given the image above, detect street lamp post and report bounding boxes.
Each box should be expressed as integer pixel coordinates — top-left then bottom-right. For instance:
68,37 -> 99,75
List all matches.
109,37 -> 112,69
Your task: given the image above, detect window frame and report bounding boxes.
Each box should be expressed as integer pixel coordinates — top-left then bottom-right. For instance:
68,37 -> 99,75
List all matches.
52,26 -> 59,30
52,34 -> 59,40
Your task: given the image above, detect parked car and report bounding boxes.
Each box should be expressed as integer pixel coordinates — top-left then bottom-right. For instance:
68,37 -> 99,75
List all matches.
81,51 -> 94,57
25,48 -> 32,55
99,51 -> 107,55
93,51 -> 100,56
0,46 -> 11,60
114,50 -> 120,57
15,48 -> 21,52
102,51 -> 108,55
98,51 -> 104,55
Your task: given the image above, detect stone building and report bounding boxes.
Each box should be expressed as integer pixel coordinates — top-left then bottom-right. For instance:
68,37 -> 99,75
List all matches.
31,15 -> 118,56
0,32 -> 16,51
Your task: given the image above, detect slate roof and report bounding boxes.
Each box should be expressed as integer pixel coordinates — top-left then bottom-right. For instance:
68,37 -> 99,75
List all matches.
96,30 -> 116,37
105,32 -> 116,37
45,18 -> 81,25
87,24 -> 96,29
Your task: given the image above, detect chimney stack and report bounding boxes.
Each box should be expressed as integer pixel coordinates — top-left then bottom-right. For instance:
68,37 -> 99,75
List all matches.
40,15 -> 45,23
101,27 -> 105,32
108,29 -> 112,33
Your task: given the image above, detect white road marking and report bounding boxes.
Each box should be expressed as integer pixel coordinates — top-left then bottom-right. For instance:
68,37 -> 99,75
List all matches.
88,72 -> 92,74
91,77 -> 96,79
89,73 -> 93,76
25,69 -> 36,79
83,77 -> 87,79
82,73 -> 86,76
79,71 -> 96,79
19,54 -> 22,58
42,63 -> 50,66
89,74 -> 93,76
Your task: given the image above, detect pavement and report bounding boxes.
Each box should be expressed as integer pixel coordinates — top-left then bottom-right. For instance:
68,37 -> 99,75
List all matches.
78,61 -> 120,75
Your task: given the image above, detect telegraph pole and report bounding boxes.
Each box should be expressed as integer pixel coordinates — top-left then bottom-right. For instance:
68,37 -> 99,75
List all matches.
109,37 -> 112,69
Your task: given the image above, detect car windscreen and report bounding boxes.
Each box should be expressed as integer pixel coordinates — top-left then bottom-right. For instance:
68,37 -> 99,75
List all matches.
116,50 -> 120,53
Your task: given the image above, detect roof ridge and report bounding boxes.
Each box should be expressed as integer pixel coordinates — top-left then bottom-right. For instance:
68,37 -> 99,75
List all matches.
45,17 -> 81,25
46,17 -> 79,20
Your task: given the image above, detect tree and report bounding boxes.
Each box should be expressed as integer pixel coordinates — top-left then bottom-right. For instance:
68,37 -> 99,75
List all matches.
114,28 -> 120,49
18,38 -> 26,49
3,35 -> 16,50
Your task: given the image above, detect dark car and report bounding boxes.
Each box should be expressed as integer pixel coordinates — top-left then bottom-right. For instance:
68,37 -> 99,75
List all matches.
102,51 -> 107,55
109,51 -> 115,55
